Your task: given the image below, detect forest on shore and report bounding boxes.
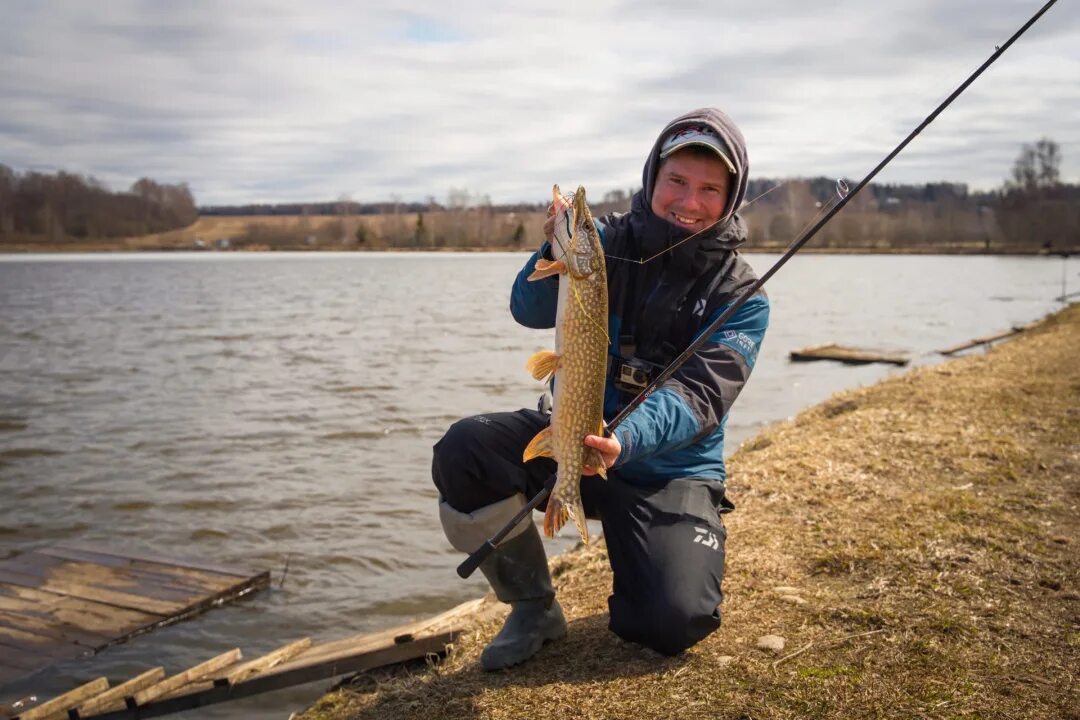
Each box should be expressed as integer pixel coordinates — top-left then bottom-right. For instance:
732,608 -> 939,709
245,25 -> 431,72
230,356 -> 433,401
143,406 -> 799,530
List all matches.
2,139 -> 1076,254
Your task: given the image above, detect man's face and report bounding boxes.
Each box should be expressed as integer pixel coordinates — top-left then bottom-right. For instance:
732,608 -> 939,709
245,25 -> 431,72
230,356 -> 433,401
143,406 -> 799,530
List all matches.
650,149 -> 732,232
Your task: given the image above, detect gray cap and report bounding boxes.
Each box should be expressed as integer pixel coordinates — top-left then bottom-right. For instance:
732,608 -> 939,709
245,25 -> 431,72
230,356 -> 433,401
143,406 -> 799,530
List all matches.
658,125 -> 736,174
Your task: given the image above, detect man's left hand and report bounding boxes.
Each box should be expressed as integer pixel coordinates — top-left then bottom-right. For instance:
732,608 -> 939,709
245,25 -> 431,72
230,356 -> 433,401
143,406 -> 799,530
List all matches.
582,434 -> 621,476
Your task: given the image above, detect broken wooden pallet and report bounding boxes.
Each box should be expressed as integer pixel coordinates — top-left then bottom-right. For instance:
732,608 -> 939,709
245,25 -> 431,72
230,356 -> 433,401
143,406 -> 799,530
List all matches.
789,343 -> 910,366
0,543 -> 270,688
6,598 -> 483,719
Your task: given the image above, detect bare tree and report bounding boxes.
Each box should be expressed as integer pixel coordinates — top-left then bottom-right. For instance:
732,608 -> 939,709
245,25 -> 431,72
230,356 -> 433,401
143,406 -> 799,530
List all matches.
1010,138 -> 1061,192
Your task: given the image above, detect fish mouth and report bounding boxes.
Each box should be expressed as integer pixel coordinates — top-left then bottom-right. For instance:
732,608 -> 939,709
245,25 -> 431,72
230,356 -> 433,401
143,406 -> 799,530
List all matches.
573,185 -> 588,219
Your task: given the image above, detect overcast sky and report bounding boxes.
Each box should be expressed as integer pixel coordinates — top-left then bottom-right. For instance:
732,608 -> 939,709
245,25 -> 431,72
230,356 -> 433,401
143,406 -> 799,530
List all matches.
1,0 -> 1076,206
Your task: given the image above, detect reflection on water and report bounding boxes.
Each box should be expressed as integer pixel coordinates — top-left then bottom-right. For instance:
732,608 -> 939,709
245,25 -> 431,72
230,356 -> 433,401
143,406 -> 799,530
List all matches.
0,251 -> 1074,715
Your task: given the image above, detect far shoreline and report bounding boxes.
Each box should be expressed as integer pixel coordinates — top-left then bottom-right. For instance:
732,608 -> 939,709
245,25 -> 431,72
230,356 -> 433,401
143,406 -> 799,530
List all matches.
0,244 -> 1072,257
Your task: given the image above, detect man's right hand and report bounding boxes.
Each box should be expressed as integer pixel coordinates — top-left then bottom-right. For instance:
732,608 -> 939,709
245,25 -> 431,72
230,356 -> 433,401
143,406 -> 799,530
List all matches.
542,203 -> 556,247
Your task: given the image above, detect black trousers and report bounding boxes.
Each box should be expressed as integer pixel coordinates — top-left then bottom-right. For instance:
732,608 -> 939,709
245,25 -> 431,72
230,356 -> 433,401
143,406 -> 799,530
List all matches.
433,409 -> 732,656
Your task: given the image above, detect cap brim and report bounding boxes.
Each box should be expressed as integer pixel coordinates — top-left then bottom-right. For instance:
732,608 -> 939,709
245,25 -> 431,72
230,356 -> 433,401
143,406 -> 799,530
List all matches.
660,140 -> 737,174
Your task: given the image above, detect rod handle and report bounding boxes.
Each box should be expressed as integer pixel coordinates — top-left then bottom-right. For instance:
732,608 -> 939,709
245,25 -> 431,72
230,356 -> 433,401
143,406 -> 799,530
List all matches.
457,540 -> 496,579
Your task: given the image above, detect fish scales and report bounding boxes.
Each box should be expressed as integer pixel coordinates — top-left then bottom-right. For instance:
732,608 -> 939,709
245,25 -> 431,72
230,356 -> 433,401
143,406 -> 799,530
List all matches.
523,185 -> 608,543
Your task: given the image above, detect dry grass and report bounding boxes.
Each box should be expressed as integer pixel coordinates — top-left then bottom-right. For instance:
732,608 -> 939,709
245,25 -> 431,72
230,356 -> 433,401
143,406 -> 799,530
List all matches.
301,304 -> 1080,720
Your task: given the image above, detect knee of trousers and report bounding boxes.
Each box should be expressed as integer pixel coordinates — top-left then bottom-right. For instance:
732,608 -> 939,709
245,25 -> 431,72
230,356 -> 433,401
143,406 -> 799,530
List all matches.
432,418 -> 489,506
438,494 -> 531,554
607,591 -> 723,656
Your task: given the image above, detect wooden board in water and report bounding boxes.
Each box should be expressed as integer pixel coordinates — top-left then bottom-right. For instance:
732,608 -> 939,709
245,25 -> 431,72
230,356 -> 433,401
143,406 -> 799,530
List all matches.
789,343 -> 910,366
0,543 -> 269,688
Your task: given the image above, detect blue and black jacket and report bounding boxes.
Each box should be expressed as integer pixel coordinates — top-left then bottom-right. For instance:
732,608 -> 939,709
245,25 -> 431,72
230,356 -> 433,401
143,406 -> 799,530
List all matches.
510,107 -> 769,487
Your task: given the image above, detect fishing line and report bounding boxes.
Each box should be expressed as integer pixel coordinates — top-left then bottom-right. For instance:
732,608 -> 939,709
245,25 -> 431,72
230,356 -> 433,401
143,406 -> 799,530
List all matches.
458,0 -> 1060,579
744,180 -> 790,210
602,179 -> 793,266
777,178 -> 851,254
571,278 -> 612,343
546,192 -> 611,343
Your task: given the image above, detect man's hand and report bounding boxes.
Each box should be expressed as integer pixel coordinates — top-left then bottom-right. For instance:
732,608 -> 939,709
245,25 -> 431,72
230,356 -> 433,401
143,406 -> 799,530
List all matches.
542,203 -> 556,248
582,433 -> 621,476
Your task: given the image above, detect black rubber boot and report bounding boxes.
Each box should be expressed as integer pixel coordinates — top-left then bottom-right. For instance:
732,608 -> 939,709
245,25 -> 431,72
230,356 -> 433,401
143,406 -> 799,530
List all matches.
478,524 -> 567,671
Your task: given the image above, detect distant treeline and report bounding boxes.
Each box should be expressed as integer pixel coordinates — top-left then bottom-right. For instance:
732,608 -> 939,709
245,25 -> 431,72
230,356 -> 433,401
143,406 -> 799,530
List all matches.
738,177 -> 1079,253
3,138 -> 1075,253
197,176 -> 1078,254
199,199 -> 546,216
0,164 -> 197,241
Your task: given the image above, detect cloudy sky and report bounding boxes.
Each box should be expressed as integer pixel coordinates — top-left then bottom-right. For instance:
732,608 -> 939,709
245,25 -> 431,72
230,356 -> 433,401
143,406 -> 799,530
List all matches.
2,0 -> 1076,206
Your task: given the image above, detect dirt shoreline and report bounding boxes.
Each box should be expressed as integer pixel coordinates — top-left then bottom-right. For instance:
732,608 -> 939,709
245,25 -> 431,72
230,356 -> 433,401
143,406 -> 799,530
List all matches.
300,304 -> 1079,720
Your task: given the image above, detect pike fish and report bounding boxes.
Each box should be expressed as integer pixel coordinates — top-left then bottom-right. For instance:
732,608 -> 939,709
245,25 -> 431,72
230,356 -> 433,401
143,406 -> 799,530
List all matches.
523,185 -> 609,543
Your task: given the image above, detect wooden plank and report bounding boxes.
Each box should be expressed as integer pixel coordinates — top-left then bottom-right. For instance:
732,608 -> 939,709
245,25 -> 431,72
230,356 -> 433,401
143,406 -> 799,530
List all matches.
162,638 -> 313,700
49,543 -> 258,580
277,624 -> 445,671
270,597 -> 484,672
938,327 -> 1024,355
0,568 -> 181,616
34,548 -> 247,595
0,546 -> 268,689
32,599 -> 485,719
130,649 -> 241,706
789,343 -> 909,366
0,610 -> 109,649
231,632 -> 455,698
75,668 -> 166,717
14,677 -> 108,720
0,554 -> 224,606
0,584 -> 160,637
77,633 -> 456,720
223,638 -> 312,683
0,622 -> 88,658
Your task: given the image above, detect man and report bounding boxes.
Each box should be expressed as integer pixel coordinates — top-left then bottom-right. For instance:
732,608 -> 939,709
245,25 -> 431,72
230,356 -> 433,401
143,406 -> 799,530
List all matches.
433,107 -> 769,670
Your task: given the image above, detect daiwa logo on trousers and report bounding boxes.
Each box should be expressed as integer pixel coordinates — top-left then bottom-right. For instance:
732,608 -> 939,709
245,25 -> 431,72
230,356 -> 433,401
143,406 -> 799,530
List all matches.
693,526 -> 719,550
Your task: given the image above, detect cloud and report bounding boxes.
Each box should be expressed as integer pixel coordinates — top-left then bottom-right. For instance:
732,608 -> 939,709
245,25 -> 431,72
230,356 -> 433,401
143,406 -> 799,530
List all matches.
1,0 -> 1076,205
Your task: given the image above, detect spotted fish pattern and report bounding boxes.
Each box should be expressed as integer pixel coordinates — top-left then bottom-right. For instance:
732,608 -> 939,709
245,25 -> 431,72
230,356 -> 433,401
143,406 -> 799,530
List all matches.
523,185 -> 608,543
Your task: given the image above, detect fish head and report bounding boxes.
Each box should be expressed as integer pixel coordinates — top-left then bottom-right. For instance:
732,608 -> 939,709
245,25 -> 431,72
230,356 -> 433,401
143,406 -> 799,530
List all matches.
565,185 -> 604,279
549,184 -> 574,263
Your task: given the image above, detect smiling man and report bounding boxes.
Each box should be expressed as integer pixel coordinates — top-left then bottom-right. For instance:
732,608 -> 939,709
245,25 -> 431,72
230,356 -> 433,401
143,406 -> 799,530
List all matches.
651,126 -> 735,231
433,108 -> 770,670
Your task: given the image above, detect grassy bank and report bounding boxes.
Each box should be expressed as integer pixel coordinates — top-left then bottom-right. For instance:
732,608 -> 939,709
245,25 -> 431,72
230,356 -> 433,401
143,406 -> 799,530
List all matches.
301,302 -> 1079,720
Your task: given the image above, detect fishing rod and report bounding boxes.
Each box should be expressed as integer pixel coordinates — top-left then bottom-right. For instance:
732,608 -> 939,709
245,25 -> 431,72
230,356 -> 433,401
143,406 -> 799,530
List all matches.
458,0 -> 1058,579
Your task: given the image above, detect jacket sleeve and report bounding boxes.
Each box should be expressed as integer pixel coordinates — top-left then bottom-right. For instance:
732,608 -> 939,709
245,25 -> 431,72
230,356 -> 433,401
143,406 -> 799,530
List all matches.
509,242 -> 559,329
613,290 -> 769,464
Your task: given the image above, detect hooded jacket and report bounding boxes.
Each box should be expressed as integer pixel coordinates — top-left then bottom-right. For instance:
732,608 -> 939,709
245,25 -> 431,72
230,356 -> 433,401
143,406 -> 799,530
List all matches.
510,108 -> 770,486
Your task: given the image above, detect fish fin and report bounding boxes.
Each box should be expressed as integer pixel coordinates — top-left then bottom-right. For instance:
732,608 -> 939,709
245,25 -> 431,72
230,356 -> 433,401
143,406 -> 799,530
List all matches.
543,497 -> 570,538
522,427 -> 554,462
527,258 -> 567,281
525,350 -> 561,382
569,499 -> 590,544
584,447 -> 607,480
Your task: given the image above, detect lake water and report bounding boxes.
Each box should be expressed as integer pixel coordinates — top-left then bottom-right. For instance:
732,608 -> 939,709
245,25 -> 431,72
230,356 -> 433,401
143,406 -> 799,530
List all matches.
0,251 -> 1074,716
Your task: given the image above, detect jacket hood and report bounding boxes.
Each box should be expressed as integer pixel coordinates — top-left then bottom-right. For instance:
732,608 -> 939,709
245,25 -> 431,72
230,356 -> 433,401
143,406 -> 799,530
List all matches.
640,107 -> 750,236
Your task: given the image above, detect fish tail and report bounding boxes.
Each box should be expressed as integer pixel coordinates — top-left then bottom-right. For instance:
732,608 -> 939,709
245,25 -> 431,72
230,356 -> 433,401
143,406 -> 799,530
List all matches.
570,498 -> 590,545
